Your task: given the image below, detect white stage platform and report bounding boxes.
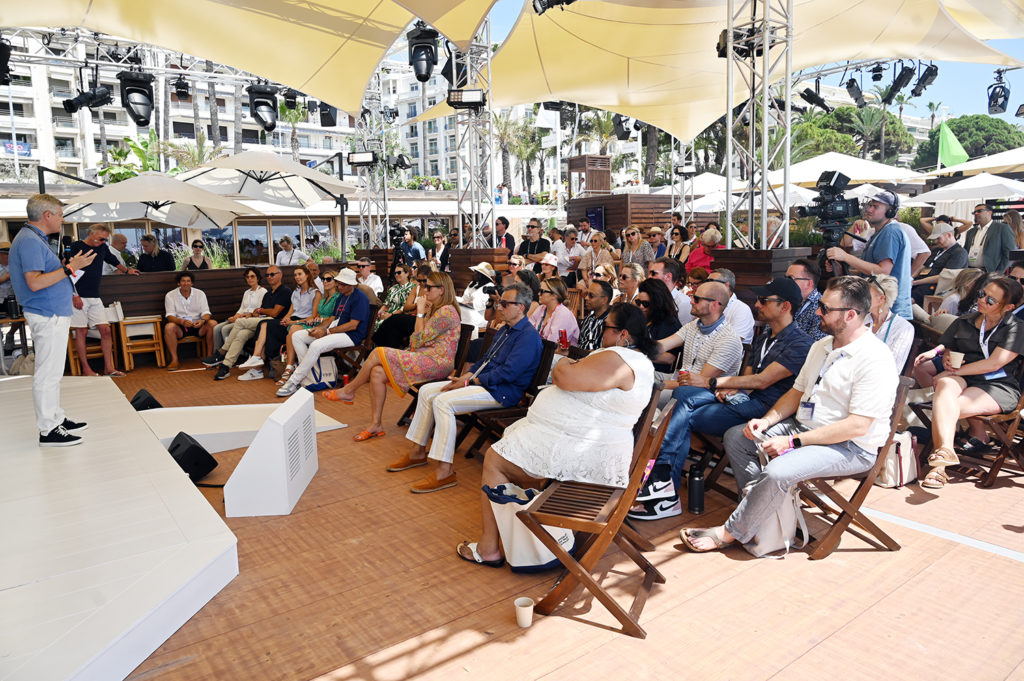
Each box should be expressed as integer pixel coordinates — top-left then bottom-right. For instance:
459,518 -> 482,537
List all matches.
0,376 -> 238,681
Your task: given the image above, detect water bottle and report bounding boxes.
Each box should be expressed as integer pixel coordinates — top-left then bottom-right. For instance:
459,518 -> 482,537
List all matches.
687,466 -> 705,515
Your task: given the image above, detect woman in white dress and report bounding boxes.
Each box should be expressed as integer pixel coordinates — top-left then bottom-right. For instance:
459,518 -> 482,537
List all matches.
867,273 -> 914,371
456,303 -> 657,567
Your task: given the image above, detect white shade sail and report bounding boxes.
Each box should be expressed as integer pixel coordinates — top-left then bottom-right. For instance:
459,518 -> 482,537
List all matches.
911,172 -> 1024,203
64,172 -> 261,230
927,145 -> 1024,177
767,152 -> 925,186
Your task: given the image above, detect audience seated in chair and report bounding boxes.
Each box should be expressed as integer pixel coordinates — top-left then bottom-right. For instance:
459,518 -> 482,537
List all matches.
163,271 -> 215,371
207,266 -> 291,380
911,220 -> 969,304
276,269 -> 343,387
275,268 -> 370,397
356,257 -> 384,295
373,264 -> 428,348
647,257 -> 693,326
786,258 -> 826,341
631,277 -> 811,520
708,268 -> 755,345
388,283 -> 543,494
683,277 -> 898,553
866,273 -> 915,370
636,278 -> 681,374
211,266 -> 266,352
577,280 -> 613,352
337,272 -> 462,441
527,276 -> 579,346
912,275 -> 1024,489
456,303 -> 657,567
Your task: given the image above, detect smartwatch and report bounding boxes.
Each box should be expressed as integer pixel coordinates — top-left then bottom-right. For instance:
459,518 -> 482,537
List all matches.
708,377 -> 717,392
792,436 -> 803,449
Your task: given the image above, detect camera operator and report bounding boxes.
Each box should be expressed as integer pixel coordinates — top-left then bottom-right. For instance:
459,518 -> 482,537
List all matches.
398,226 -> 426,267
826,190 -> 912,320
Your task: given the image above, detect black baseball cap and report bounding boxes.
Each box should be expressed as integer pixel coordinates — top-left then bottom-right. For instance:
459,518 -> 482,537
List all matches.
751,277 -> 803,310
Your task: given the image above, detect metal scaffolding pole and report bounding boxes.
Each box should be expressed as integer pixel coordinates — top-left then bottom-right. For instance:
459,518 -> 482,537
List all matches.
354,70 -> 390,248
724,0 -> 793,250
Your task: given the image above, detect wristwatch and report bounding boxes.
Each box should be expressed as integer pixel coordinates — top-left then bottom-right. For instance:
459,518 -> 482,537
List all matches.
708,377 -> 718,392
792,436 -> 803,448
62,265 -> 73,276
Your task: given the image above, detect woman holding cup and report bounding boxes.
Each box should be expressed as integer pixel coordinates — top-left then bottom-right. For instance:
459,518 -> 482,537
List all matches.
912,275 -> 1024,489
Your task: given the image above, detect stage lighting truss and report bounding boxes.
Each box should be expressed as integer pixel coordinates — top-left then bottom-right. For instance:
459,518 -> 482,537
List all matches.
117,70 -> 155,126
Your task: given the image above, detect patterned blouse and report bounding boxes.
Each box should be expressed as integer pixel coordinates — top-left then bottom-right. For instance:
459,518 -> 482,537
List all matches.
621,240 -> 655,269
378,304 -> 462,393
375,281 -> 414,331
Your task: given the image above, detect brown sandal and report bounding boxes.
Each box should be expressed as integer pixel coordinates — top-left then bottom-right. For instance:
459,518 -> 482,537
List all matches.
921,468 -> 949,489
928,447 -> 959,467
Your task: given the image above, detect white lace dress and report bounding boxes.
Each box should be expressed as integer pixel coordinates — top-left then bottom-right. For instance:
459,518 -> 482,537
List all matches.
492,346 -> 654,488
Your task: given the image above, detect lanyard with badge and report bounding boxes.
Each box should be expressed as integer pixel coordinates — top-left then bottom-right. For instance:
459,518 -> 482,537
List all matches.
979,316 -> 1008,380
798,348 -> 846,422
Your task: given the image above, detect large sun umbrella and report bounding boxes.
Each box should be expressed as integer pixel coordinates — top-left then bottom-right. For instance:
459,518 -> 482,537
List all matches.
767,152 -> 924,186
177,150 -> 357,209
64,172 -> 260,229
926,145 -> 1024,177
911,172 -> 1024,203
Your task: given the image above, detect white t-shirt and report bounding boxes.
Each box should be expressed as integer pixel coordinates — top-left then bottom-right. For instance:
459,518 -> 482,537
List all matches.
102,248 -> 127,275
164,288 -> 211,322
360,272 -> 384,295
724,293 -> 755,344
236,286 -> 267,316
792,331 -> 898,452
671,287 -> 694,326
898,221 -> 931,259
275,248 -> 308,266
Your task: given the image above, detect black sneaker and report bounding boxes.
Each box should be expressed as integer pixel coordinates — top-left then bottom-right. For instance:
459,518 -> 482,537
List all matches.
636,475 -> 676,502
61,418 -> 88,433
202,352 -> 225,367
40,425 -> 83,447
627,496 -> 683,521
214,365 -> 231,381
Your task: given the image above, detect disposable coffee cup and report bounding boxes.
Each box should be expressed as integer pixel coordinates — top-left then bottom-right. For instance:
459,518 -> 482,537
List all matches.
514,597 -> 535,628
948,351 -> 965,369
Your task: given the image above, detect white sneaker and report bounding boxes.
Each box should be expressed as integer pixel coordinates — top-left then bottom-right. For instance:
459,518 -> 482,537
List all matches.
238,368 -> 264,381
238,355 -> 264,369
276,380 -> 299,397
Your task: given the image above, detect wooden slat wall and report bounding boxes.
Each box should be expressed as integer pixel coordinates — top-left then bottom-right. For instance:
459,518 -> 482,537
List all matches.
711,247 -> 812,306
565,193 -> 673,233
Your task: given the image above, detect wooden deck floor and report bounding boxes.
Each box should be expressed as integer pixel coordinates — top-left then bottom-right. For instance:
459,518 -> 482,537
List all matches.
114,361 -> 1024,681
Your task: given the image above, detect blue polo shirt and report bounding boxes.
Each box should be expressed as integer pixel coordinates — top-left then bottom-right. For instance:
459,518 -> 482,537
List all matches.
9,223 -> 73,317
863,220 -> 912,319
333,287 -> 370,345
471,316 -> 543,407
746,321 -> 813,407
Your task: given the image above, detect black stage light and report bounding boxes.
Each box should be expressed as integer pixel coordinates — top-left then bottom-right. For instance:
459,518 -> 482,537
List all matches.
870,65 -> 885,82
799,88 -> 832,113
173,75 -> 189,99
882,65 -> 915,105
440,42 -> 469,89
318,102 -> 337,127
389,153 -> 412,170
988,78 -> 1011,115
1016,103 -> 1024,118
0,40 -> 11,86
407,21 -> 439,83
911,64 -> 938,97
348,150 -> 379,167
282,88 -> 298,110
117,70 -> 155,126
62,83 -> 112,114
613,114 -> 631,141
534,0 -> 576,15
246,82 -> 278,132
846,78 -> 866,108
382,106 -> 399,124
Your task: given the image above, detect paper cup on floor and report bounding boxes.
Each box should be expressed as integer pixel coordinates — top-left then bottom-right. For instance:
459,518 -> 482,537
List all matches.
514,597 -> 535,628
948,351 -> 965,369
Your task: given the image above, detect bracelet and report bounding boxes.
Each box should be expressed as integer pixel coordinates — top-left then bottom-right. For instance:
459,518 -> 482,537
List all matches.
935,348 -> 943,356
417,313 -> 425,318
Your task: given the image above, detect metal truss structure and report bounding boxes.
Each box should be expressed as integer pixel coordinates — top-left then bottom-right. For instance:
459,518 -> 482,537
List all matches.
451,20 -> 495,249
724,0 -> 793,250
670,138 -> 697,226
353,71 -> 391,249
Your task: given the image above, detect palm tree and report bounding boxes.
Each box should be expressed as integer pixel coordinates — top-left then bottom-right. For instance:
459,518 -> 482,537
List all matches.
893,93 -> 911,121
206,60 -> 221,147
578,110 -> 617,155
513,127 -> 542,200
850,107 -> 884,158
871,84 -> 891,160
694,120 -> 726,173
191,87 -> 204,159
492,110 -> 523,191
277,101 -> 309,162
233,83 -> 244,153
163,130 -> 226,173
643,124 -> 659,184
927,101 -> 942,130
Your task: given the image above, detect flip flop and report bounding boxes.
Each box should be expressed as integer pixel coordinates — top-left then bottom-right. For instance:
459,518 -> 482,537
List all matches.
456,541 -> 505,568
106,370 -> 127,378
323,390 -> 354,404
353,429 -> 385,442
680,527 -> 731,553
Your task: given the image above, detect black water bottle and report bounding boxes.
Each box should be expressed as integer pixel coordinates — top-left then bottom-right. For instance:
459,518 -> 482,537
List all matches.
688,467 -> 705,515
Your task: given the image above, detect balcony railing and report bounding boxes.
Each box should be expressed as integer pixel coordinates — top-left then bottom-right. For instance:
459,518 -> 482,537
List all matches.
49,88 -> 73,99
55,147 -> 78,158
52,114 -> 76,128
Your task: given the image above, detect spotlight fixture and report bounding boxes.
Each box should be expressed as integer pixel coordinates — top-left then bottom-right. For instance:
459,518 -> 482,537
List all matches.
846,77 -> 866,108
318,102 -> 337,127
882,65 -> 915,105
246,82 -> 279,132
282,88 -> 298,110
407,21 -> 439,83
533,0 -> 576,15
799,87 -> 832,113
388,153 -> 412,170
62,83 -> 112,114
870,65 -> 885,82
632,119 -> 644,132
612,114 -> 631,141
440,41 -> 469,89
674,164 -> 697,176
116,70 -> 155,126
988,72 -> 1010,115
0,39 -> 11,86
446,88 -> 486,110
911,64 -> 938,98
347,150 -> 379,167
173,75 -> 189,99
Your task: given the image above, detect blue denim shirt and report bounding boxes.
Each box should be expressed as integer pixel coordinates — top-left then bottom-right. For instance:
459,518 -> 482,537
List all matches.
9,223 -> 73,317
471,316 -> 543,407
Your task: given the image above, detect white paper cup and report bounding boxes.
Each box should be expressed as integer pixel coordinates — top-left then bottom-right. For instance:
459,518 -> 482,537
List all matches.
514,597 -> 535,628
948,351 -> 965,369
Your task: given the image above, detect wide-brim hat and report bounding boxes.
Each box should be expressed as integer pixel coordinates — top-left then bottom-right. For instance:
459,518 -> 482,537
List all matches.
540,253 -> 559,267
336,269 -> 358,286
469,261 -> 497,281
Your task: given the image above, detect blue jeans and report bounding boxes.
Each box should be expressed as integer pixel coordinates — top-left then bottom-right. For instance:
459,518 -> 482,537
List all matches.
657,386 -> 768,492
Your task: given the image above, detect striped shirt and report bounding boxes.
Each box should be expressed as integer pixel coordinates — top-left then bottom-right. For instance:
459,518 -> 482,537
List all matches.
672,318 -> 743,376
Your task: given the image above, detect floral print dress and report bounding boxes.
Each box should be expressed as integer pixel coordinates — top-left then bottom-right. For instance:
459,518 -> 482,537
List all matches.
377,304 -> 461,394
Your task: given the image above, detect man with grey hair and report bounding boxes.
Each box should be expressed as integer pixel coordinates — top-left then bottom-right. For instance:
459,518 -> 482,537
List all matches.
708,268 -> 755,344
560,226 -> 585,286
390,282 -> 543,494
356,256 -> 383,294
9,194 -> 96,446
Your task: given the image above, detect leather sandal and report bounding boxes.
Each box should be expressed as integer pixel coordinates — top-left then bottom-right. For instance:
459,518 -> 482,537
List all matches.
928,447 -> 959,467
921,468 -> 949,489
275,366 -> 294,386
958,436 -> 994,456
680,527 -> 732,553
456,541 -> 505,568
353,429 -> 384,442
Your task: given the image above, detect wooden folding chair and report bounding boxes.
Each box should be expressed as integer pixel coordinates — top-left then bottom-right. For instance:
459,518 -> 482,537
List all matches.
565,288 -> 583,319
796,376 -> 912,560
335,305 -> 380,378
516,392 -> 673,638
396,323 -> 476,427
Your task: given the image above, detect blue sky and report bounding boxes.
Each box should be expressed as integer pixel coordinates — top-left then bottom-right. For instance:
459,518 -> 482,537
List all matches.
486,1 -> 1024,124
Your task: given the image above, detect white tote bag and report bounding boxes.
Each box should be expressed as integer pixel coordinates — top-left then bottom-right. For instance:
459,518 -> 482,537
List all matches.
743,451 -> 809,558
875,431 -> 917,488
485,483 -> 575,573
300,355 -> 338,391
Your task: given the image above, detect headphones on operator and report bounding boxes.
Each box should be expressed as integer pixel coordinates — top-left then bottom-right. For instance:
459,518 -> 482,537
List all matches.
875,190 -> 899,219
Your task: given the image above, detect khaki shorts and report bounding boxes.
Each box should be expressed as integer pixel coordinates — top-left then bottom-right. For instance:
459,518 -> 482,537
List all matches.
70,297 -> 109,328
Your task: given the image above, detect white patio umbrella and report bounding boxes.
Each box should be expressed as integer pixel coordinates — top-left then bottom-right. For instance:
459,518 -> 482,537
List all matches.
926,145 -> 1024,177
910,172 -> 1024,203
767,152 -> 924,186
64,172 -> 259,230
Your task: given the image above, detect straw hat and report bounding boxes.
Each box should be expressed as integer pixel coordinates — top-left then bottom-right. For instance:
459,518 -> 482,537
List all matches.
469,261 -> 497,281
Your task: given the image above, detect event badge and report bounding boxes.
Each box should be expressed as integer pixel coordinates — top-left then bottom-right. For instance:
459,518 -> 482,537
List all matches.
797,401 -> 815,421
984,369 -> 1008,380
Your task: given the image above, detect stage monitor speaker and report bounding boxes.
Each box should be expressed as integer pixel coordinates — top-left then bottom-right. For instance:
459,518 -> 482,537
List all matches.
319,102 -> 337,127
130,389 -> 163,411
168,431 -> 218,482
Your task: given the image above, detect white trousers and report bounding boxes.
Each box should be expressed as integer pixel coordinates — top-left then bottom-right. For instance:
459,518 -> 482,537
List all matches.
405,381 -> 500,464
290,330 -> 353,383
25,311 -> 71,434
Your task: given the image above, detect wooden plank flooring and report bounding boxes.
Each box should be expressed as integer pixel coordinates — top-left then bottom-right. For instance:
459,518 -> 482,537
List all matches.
112,360 -> 1024,681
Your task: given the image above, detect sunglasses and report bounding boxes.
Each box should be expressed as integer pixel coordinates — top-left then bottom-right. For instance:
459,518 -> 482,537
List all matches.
539,288 -> 552,295
192,243 -> 203,248
756,296 -> 784,305
691,294 -> 717,304
626,232 -> 639,238
636,299 -> 651,308
977,291 -> 1000,306
1010,276 -> 1024,285
974,208 -> 990,214
96,237 -> 108,243
417,278 -> 428,284
817,301 -> 856,315
322,276 -> 334,282
424,283 -> 443,290
590,239 -> 600,244
498,300 -> 524,308
787,275 -> 812,282
267,271 -> 282,277
593,273 -> 605,279
358,264 -> 371,268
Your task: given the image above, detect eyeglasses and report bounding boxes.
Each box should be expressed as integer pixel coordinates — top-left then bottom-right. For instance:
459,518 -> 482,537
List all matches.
539,288 -> 552,295
817,301 -> 856,315
590,239 -> 600,244
434,235 -> 443,240
498,300 -> 524,308
787,275 -> 812,282
691,294 -> 717,304
636,299 -> 651,308
977,291 -> 1000,306
267,271 -> 282,277
1010,276 -> 1024,285
96,237 -> 108,243
756,296 -> 784,305
358,264 -> 371,268
417,278 -> 428,284
604,324 -> 621,331
974,208 -> 990,214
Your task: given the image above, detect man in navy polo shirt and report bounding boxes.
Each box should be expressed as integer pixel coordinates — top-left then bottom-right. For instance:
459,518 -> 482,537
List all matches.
9,194 -> 97,447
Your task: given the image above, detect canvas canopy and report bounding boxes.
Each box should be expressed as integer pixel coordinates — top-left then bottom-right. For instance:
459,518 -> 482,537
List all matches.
766,152 -> 925,186
926,146 -> 1024,177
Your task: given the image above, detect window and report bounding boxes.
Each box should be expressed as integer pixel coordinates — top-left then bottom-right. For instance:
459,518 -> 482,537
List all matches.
408,123 -> 418,137
172,121 -> 196,139
409,142 -> 419,159
446,115 -> 455,129
410,82 -> 419,92
426,120 -> 437,134
410,164 -> 420,176
428,139 -> 438,155
303,221 -> 330,253
109,222 -> 148,259
449,158 -> 457,175
0,102 -> 24,116
151,223 -> 183,252
447,134 -> 456,149
297,134 -> 310,148
237,221 -> 271,265
407,103 -> 417,117
427,97 -> 436,107
55,138 -> 76,157
323,137 -> 333,150
429,160 -> 439,176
